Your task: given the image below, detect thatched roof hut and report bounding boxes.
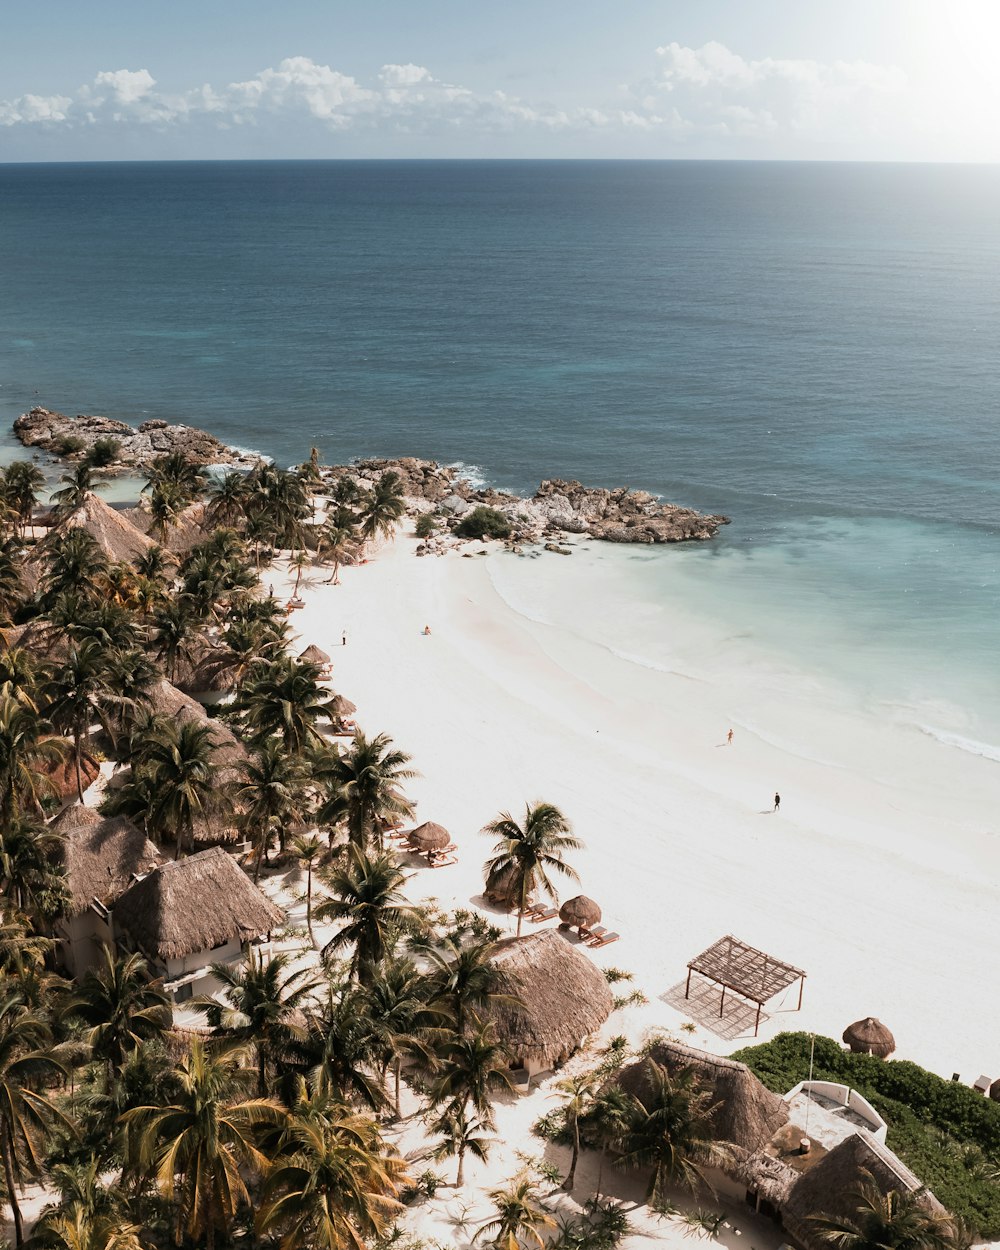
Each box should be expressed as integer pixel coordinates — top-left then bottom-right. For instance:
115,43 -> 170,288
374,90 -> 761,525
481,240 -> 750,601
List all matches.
328,694 -> 357,719
113,846 -> 283,962
782,1133 -> 947,1247
60,493 -> 155,564
733,1151 -> 799,1209
36,743 -> 100,802
559,895 -> 601,929
483,861 -> 528,910
146,680 -> 246,771
52,805 -> 163,916
484,929 -> 613,1072
169,644 -> 238,697
611,1040 -> 789,1155
124,501 -> 210,554
299,644 -> 331,666
842,1016 -> 895,1058
408,822 -> 450,852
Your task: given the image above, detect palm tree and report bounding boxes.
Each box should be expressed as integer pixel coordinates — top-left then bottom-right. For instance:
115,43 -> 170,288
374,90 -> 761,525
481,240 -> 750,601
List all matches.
289,547 -> 311,597
317,729 -> 416,850
0,684 -> 63,821
139,719 -> 221,858
237,741 -> 308,880
291,832 -> 324,944
39,530 -> 109,607
317,507 -> 359,584
811,1171 -> 961,1250
150,595 -> 201,682
257,1096 -> 407,1250
483,802 -> 582,937
424,935 -> 513,1034
553,1071 -> 599,1192
316,846 -> 414,983
613,1060 -> 733,1209
0,548 -> 24,620
31,1158 -> 143,1250
583,1084 -> 633,1200
42,639 -> 117,801
50,464 -> 105,516
143,450 -> 207,505
357,472 -> 405,550
365,956 -> 438,1119
132,542 -> 174,584
297,993 -> 387,1113
2,462 -> 45,539
202,949 -> 321,1096
121,1038 -> 285,1250
475,1174 -> 556,1250
431,1023 -> 514,1120
236,656 -> 329,755
69,949 -> 171,1081
249,464 -> 310,551
205,470 -> 251,531
0,817 -> 68,925
0,988 -> 70,1247
146,479 -> 188,544
431,1102 -> 495,1187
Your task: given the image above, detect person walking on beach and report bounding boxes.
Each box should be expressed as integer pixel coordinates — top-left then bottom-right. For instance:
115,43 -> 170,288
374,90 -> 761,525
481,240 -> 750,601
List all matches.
423,625 -> 431,636
342,631 -> 347,646
773,792 -> 781,812
727,728 -> 734,745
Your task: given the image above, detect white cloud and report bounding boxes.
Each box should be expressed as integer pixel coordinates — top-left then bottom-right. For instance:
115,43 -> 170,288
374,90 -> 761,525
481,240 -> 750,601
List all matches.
93,68 -> 156,105
0,93 -> 73,126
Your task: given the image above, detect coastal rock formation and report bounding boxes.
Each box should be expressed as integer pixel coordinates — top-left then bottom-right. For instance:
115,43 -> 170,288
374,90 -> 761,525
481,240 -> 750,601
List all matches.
322,458 -> 729,546
13,407 -> 260,472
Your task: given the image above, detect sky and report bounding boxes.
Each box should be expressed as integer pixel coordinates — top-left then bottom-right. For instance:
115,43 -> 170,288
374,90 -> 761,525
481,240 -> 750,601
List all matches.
1,0 -> 999,162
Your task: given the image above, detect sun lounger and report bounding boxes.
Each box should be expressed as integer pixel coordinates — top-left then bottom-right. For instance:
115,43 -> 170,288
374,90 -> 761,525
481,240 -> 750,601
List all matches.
589,930 -> 620,948
530,907 -> 558,923
430,854 -> 457,868
517,903 -> 543,917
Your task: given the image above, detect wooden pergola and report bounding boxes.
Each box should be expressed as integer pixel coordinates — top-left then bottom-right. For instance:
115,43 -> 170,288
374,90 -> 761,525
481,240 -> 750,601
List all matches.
685,935 -> 806,1036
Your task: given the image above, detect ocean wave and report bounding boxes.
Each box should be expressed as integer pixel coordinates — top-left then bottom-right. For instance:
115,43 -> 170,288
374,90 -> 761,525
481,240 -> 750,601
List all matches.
446,461 -> 492,490
918,725 -> 1000,763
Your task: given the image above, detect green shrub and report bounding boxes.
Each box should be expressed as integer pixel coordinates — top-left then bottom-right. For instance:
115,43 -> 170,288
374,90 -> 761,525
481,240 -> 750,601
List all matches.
414,512 -> 438,539
454,506 -> 512,541
86,436 -> 121,467
733,1032 -> 1000,1236
53,434 -> 85,456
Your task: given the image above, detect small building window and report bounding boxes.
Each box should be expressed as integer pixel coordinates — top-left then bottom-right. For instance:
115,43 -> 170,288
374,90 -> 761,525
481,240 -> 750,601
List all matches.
173,982 -> 193,1004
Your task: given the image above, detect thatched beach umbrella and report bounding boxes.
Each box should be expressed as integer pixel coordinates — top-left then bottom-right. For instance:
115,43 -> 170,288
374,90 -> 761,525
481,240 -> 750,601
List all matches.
842,1016 -> 895,1058
328,694 -> 357,719
559,895 -> 601,931
484,861 -> 527,910
407,821 -> 450,852
299,644 -> 331,666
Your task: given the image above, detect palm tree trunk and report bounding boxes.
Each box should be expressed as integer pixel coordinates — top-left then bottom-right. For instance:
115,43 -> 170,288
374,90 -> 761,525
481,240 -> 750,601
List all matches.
74,728 -> 84,802
1,1127 -> 24,1249
306,862 -> 314,944
562,1115 -> 580,1191
456,1143 -> 466,1188
516,871 -> 527,939
394,1058 -> 402,1120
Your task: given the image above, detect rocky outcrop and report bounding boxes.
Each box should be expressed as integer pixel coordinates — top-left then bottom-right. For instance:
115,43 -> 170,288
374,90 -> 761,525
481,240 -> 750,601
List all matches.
321,459 -> 728,546
13,408 -> 261,472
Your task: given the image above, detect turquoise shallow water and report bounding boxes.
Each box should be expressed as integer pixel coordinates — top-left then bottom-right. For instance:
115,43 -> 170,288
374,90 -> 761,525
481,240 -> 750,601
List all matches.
0,160 -> 997,747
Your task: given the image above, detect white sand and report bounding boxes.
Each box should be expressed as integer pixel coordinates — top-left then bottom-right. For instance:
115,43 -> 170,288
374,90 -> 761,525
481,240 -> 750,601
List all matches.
266,528 -> 1000,1249
282,528 -> 1000,1082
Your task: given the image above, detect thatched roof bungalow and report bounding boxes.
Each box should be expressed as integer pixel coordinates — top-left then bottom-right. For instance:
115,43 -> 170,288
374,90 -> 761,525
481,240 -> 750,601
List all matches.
484,929 -> 612,1076
781,1132 -> 948,1248
169,643 -> 239,704
612,1040 -> 789,1155
52,805 -> 163,917
60,493 -> 155,564
37,743 -> 100,806
114,847 -> 283,968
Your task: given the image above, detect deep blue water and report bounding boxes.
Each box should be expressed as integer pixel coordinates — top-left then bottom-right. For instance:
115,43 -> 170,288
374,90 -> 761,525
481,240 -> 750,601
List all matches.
0,160 -> 998,741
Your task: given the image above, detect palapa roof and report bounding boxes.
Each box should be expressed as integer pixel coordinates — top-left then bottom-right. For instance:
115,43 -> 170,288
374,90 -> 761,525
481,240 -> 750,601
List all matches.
37,744 -> 100,801
782,1132 -> 946,1243
52,805 -> 164,916
688,935 -> 805,1007
60,493 -> 155,564
483,861 -> 527,908
147,679 -> 246,770
408,821 -> 450,851
613,1040 -> 789,1155
559,895 -> 601,928
484,929 -> 613,1069
113,846 -> 283,960
169,643 -> 238,695
299,644 -> 331,665
124,501 -> 210,554
842,1016 -> 895,1058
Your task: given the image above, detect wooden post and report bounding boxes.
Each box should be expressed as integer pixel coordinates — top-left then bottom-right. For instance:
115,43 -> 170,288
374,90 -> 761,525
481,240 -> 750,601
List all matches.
797,975 -> 805,1010
719,985 -> 726,1017
755,1001 -> 762,1035
685,966 -> 692,999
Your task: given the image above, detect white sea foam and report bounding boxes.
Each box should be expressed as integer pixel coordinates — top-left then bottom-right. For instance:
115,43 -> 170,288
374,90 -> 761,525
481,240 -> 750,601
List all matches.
446,461 -> 492,491
918,725 -> 1000,763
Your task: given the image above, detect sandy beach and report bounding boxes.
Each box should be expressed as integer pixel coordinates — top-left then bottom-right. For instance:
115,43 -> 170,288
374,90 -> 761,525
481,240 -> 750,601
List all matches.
275,525 -> 1000,1084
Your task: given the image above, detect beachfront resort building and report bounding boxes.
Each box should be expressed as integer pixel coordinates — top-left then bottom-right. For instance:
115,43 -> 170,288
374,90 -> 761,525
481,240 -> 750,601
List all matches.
110,847 -> 284,1021
611,1040 -> 946,1247
484,929 -> 614,1081
52,805 -> 164,977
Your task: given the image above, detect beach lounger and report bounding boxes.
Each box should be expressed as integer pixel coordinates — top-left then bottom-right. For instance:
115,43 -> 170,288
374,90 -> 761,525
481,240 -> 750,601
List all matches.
589,931 -> 620,948
530,907 -> 558,923
430,854 -> 457,868
582,925 -> 606,943
517,903 -> 543,918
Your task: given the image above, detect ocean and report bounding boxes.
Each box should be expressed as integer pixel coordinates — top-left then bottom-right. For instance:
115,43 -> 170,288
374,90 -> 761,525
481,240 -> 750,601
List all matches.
0,160 -> 998,753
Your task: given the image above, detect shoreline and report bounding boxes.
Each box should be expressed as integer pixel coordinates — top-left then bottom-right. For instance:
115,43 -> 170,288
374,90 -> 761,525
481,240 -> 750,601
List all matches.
276,524 -> 1000,1084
